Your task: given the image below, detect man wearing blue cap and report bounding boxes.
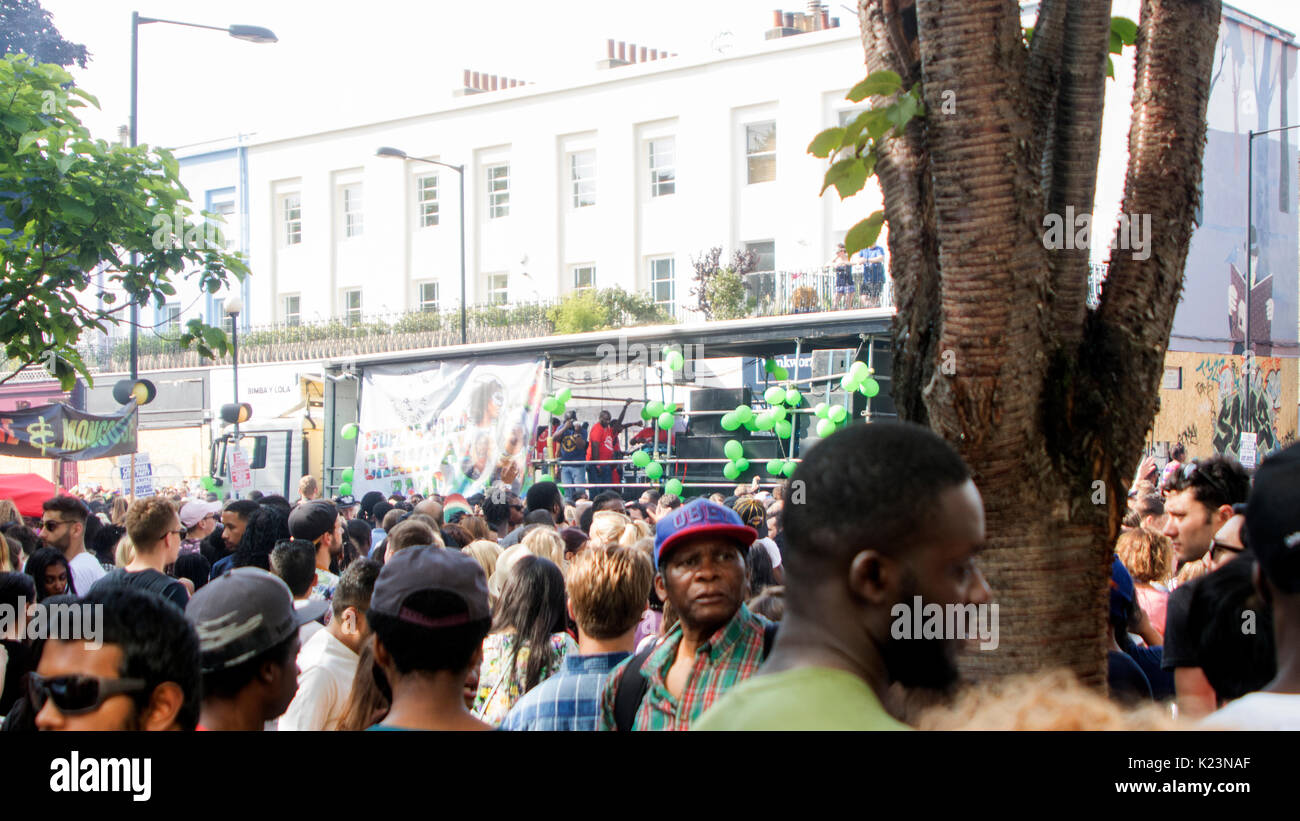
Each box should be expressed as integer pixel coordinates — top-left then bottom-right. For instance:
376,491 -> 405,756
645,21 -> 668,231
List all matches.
597,497 -> 771,731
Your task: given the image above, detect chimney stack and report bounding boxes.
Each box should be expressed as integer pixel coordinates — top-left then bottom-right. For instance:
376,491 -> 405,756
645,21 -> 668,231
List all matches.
598,39 -> 675,69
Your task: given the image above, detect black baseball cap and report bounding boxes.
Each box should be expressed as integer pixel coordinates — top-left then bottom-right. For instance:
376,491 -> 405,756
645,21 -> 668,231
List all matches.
369,546 -> 490,626
334,494 -> 360,511
289,500 -> 339,542
1245,442 -> 1300,594
186,568 -> 326,673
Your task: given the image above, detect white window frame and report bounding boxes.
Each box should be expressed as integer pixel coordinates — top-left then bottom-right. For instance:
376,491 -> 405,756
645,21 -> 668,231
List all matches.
648,137 -> 676,198
745,121 -> 777,184
282,294 -> 301,327
161,302 -> 181,335
486,273 -> 509,305
417,174 -> 439,227
417,281 -> 440,313
342,289 -> 362,325
570,150 -> 597,209
342,185 -> 363,238
743,240 -> 776,274
282,194 -> 302,246
209,193 -> 236,249
648,257 -> 675,317
571,264 -> 596,293
487,164 -> 510,219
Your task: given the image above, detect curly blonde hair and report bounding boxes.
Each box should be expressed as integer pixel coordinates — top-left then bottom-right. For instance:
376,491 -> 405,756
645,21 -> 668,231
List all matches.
1115,527 -> 1174,585
590,511 -> 637,548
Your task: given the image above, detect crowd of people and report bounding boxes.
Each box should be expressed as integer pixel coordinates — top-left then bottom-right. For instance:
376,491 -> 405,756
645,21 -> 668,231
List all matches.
1,422 -> 1298,731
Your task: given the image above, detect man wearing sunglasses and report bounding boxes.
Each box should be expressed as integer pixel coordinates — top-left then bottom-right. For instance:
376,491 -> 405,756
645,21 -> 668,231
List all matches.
1159,456 -> 1250,719
32,585 -> 201,731
39,496 -> 104,597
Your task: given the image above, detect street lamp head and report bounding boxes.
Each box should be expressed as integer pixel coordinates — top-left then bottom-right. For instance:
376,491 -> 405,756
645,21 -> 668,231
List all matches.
376,146 -> 409,160
228,24 -> 278,44
225,295 -> 244,316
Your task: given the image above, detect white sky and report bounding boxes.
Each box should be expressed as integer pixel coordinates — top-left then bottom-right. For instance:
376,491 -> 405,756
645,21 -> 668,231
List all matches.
38,0 -> 1300,149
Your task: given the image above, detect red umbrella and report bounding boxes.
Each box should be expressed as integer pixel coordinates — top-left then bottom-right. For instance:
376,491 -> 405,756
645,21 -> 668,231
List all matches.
0,473 -> 62,518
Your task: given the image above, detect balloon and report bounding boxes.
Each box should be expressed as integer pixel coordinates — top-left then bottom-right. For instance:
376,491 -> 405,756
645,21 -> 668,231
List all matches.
200,476 -> 216,491
773,366 -> 789,381
766,460 -> 784,476
735,458 -> 750,472
742,418 -> 760,431
754,412 -> 775,431
646,461 -> 663,480
341,468 -> 354,483
341,423 -> 359,440
720,412 -> 741,431
724,440 -> 744,461
646,400 -> 665,417
666,351 -> 685,371
828,405 -> 848,424
816,418 -> 836,438
723,461 -> 741,480
632,450 -> 651,468
840,374 -> 860,392
537,473 -> 555,484
734,404 -> 754,423
665,478 -> 684,495
782,460 -> 798,478
665,403 -> 678,414
785,388 -> 802,407
542,397 -> 559,415
658,411 -> 675,430
557,388 -> 572,403
813,402 -> 829,419
763,359 -> 777,374
641,406 -> 655,421
764,386 -> 786,405
339,483 -> 353,497
771,406 -> 787,423
850,361 -> 870,381
860,377 -> 881,398
775,420 -> 792,439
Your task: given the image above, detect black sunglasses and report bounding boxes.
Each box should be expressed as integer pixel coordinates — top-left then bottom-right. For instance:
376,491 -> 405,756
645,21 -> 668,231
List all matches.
27,672 -> 148,716
1209,539 -> 1245,562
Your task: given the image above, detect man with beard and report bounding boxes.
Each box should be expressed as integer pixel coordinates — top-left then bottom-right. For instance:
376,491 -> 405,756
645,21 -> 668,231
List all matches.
597,498 -> 768,731
695,422 -> 990,730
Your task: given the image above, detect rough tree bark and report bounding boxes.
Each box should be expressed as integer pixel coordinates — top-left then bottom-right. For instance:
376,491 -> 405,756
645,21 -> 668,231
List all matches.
858,0 -> 1222,685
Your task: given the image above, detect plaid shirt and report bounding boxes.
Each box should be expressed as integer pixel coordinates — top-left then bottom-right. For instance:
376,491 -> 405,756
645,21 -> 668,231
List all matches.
598,604 -> 769,731
500,651 -> 630,731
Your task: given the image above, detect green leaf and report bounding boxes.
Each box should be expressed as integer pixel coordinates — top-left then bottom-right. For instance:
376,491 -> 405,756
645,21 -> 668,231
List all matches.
820,158 -> 856,196
1107,56 -> 1115,79
1111,16 -> 1138,45
807,126 -> 846,159
886,90 -> 920,132
862,109 -> 893,143
847,70 -> 902,102
845,211 -> 885,256
17,131 -> 41,154
1109,30 -> 1124,55
832,157 -> 868,199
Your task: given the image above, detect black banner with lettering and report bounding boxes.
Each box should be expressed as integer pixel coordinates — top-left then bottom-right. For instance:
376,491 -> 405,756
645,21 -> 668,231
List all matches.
0,401 -> 137,460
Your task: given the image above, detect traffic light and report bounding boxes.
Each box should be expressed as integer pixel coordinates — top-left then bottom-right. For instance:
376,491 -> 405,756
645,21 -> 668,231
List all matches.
113,378 -> 157,405
220,402 -> 253,424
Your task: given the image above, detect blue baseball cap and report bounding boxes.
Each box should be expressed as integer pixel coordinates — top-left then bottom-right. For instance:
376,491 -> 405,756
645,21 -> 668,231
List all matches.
654,498 -> 757,568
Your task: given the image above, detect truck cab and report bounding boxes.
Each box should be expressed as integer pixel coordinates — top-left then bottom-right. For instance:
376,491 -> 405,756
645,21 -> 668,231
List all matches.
210,417 -> 323,502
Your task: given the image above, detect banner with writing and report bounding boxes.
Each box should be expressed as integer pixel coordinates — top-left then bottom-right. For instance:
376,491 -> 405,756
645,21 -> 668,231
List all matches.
0,401 -> 137,460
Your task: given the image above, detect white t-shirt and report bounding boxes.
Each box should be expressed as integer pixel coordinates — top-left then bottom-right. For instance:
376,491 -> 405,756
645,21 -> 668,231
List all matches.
67,551 -> 106,597
1200,692 -> 1300,730
278,629 -> 358,731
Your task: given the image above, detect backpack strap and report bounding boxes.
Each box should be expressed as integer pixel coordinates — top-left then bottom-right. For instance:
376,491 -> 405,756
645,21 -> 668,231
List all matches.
613,642 -> 657,732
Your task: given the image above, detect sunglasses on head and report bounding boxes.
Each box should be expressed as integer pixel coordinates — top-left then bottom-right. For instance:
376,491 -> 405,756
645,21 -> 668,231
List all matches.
27,672 -> 148,716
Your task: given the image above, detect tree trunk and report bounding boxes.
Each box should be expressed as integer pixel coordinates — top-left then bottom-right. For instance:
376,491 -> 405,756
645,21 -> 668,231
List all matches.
859,0 -> 1222,685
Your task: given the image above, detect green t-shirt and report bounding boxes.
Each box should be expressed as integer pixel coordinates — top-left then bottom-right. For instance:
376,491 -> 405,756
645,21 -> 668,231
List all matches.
692,666 -> 910,731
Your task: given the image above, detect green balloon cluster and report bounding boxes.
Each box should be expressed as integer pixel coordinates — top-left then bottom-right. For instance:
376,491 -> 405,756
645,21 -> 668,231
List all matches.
720,403 -> 755,431
541,387 -> 573,417
721,439 -> 750,481
840,362 -> 880,398
763,359 -> 789,381
665,478 -> 683,496
765,459 -> 798,477
339,482 -> 353,496
341,468 -> 354,483
813,401 -> 851,438
663,347 -> 685,371
341,422 -> 359,440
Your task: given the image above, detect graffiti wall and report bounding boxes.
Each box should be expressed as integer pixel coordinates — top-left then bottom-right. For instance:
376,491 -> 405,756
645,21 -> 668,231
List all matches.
1151,351 -> 1297,462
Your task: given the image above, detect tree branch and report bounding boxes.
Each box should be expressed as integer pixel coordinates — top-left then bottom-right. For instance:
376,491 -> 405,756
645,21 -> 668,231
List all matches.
1025,0 -> 1069,192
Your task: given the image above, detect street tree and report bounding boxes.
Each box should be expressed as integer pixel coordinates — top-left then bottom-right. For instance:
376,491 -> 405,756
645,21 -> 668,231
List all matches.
818,0 -> 1221,684
0,0 -> 89,68
0,55 -> 247,388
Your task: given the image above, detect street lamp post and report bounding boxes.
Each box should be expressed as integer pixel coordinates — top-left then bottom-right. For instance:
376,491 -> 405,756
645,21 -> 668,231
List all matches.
376,147 -> 468,345
225,296 -> 242,441
128,11 -> 277,381
1242,123 -> 1300,439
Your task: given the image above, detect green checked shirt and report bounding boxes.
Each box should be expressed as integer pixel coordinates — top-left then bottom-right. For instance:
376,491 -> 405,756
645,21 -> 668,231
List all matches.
598,604 -> 770,731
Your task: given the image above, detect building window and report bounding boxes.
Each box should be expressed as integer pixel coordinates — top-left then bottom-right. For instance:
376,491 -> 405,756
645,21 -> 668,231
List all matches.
571,265 -> 596,293
649,257 -> 675,317
648,138 -> 675,198
745,121 -> 776,184
342,289 -> 362,325
487,164 -> 510,219
743,240 -> 776,273
418,281 -> 439,313
283,294 -> 301,327
417,174 -> 439,227
343,185 -> 363,238
487,273 -> 509,305
210,193 -> 236,249
570,150 -> 596,208
213,298 -> 235,335
837,108 -> 866,128
282,194 -> 302,245
161,303 -> 181,335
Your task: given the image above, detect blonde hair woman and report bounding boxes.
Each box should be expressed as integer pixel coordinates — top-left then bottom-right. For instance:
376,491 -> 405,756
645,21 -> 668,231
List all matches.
521,527 -> 566,573
114,534 -> 136,568
489,543 -> 533,603
463,539 -> 503,584
589,510 -> 637,548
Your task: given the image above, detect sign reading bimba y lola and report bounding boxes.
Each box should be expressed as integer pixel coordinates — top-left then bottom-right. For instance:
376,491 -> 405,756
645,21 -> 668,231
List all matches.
0,401 -> 137,460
